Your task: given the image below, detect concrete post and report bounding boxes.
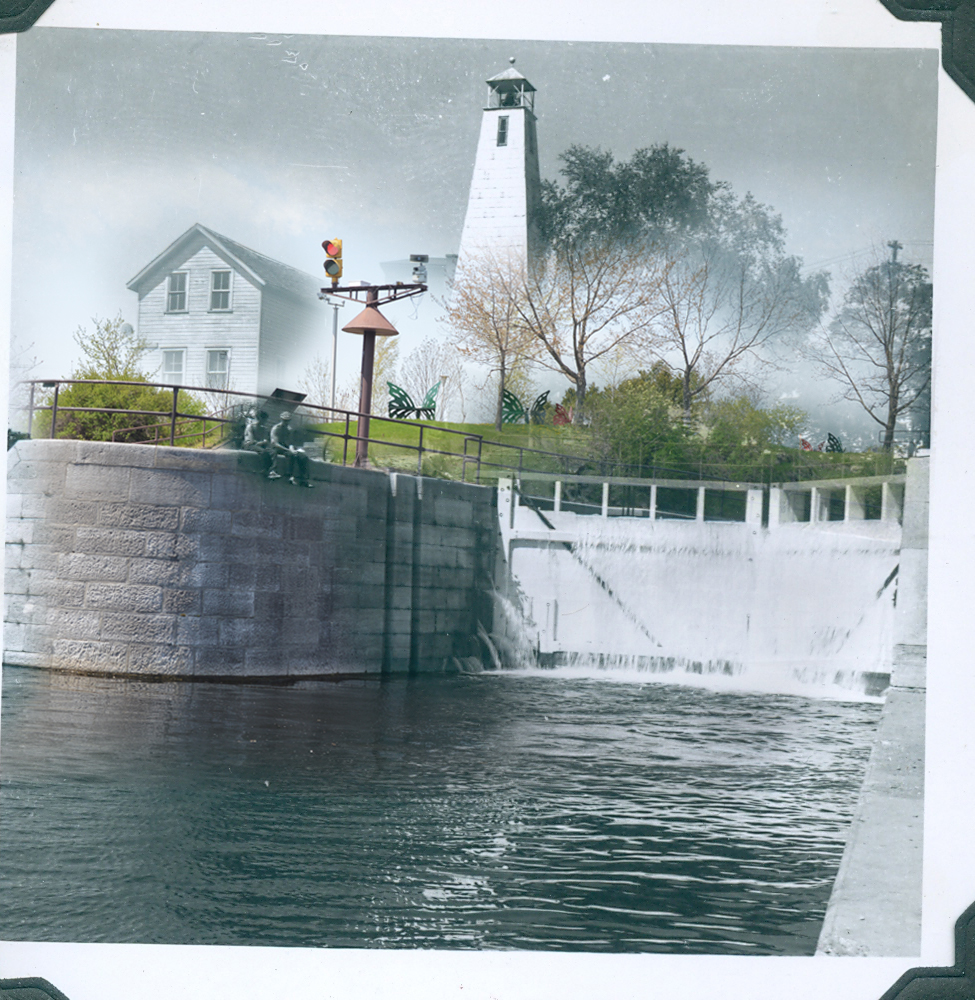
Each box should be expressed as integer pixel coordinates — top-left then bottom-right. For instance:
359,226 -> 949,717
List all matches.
696,487 -> 706,522
768,487 -> 787,528
554,480 -> 562,513
601,482 -> 609,518
810,486 -> 821,522
649,484 -> 657,521
845,484 -> 866,521
882,481 -> 904,523
745,488 -> 763,526
497,477 -> 515,530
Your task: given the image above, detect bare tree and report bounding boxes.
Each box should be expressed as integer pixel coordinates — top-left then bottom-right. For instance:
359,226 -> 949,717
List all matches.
398,337 -> 466,422
442,250 -> 538,431
808,243 -> 932,452
650,242 -> 827,423
300,339 -> 398,418
512,238 -> 663,422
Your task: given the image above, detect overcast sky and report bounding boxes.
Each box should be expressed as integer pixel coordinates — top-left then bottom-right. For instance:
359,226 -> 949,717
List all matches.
12,28 -> 938,433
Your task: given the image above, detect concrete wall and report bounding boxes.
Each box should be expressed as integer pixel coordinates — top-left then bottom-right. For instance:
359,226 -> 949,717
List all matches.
816,453 -> 927,956
4,440 -> 499,679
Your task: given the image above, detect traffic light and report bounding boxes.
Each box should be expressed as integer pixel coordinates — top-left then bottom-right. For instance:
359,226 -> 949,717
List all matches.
323,239 -> 343,282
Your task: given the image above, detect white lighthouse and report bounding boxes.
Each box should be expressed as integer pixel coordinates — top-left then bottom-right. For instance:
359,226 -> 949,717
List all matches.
456,60 -> 542,271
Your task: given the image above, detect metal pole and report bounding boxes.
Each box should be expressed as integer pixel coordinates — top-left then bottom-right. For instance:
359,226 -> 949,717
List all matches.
354,287 -> 379,468
50,384 -> 60,439
27,382 -> 35,437
170,386 -> 179,446
330,301 -> 340,412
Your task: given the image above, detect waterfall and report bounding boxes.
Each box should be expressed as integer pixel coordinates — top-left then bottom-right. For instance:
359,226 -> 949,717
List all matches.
498,509 -> 899,701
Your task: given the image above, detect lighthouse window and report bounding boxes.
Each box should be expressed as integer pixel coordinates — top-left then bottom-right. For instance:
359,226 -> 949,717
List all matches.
496,116 -> 509,147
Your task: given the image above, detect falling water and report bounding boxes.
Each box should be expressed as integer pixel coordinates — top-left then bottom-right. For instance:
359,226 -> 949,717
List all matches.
498,509 -> 900,701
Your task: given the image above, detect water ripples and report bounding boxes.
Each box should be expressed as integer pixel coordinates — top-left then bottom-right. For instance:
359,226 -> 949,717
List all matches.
0,667 -> 880,952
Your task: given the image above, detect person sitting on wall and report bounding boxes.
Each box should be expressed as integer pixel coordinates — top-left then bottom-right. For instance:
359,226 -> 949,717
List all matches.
270,411 -> 313,487
243,409 -> 276,479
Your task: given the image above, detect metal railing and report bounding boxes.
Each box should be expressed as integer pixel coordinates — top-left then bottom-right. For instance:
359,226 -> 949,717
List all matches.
17,378 -> 906,488
19,378 -> 748,486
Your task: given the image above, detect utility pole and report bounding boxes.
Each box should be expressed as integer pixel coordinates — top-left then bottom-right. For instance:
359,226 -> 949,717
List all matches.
328,297 -> 343,412
888,239 -> 903,264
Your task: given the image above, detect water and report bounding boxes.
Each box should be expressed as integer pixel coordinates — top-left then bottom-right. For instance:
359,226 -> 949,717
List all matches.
0,665 -> 880,953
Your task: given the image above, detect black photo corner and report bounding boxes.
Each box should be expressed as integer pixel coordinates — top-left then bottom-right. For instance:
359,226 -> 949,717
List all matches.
0,1 -> 971,998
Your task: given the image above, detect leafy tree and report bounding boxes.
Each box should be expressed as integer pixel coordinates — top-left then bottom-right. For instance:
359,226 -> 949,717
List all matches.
702,393 -> 807,460
584,370 -> 689,472
36,314 -> 205,443
808,244 -> 932,452
537,143 -> 716,248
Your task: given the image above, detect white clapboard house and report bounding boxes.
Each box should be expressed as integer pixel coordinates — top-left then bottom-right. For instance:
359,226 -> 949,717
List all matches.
127,224 -> 325,398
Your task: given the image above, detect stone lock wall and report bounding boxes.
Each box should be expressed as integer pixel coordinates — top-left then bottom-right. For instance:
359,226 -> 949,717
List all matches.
4,440 -> 500,679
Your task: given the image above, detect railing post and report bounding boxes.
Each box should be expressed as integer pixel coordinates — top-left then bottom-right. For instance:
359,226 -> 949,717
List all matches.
417,425 -> 424,475
696,486 -> 706,522
601,482 -> 609,518
554,481 -> 562,512
49,383 -> 60,439
170,387 -> 179,446
343,414 -> 350,465
476,436 -> 483,485
649,484 -> 657,521
27,382 -> 36,437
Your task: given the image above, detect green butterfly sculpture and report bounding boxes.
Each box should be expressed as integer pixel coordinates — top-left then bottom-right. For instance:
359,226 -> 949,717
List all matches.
388,381 -> 440,420
502,389 -> 550,425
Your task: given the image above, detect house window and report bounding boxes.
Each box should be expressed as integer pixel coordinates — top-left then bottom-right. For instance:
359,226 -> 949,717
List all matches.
210,270 -> 232,311
206,349 -> 230,390
496,115 -> 509,147
167,272 -> 187,312
162,349 -> 184,385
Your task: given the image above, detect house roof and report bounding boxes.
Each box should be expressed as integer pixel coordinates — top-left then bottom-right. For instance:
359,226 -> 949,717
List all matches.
127,223 -> 322,301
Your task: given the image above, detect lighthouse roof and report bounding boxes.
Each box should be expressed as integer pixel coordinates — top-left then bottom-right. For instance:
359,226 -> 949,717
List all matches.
486,66 -> 536,92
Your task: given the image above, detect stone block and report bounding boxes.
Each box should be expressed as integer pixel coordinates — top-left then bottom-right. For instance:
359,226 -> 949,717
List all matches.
433,498 -> 474,528
144,532 -> 178,559
4,542 -> 22,569
333,562 -> 386,587
52,639 -> 129,673
386,585 -> 414,610
192,645 -> 248,675
5,518 -> 33,545
231,509 -> 284,538
47,608 -> 102,640
30,577 -> 86,607
4,621 -> 25,651
101,613 -> 176,644
75,441 -> 158,468
153,446 -> 236,474
209,474 -> 254,510
127,642 -> 195,675
283,515 -> 323,542
179,562 -> 229,589
218,617 -> 283,646
64,463 -> 129,501
202,588 -> 254,618
84,583 -> 162,613
128,558 -> 181,587
74,527 -> 146,556
58,553 -> 130,583
98,503 -> 180,531
26,496 -> 100,524
162,588 -> 202,615
180,508 -> 233,535
129,468 -> 211,508
176,615 -> 221,646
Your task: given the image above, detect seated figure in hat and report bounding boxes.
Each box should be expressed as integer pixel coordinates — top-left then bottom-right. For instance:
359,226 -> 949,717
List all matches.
242,409 -> 275,478
270,411 -> 313,487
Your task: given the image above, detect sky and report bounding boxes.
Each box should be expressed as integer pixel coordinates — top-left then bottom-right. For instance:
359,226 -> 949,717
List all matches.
11,28 -> 938,435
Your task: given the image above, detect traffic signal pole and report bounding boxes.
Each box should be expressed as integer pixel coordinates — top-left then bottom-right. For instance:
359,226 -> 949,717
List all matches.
321,276 -> 428,469
355,286 -> 379,467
